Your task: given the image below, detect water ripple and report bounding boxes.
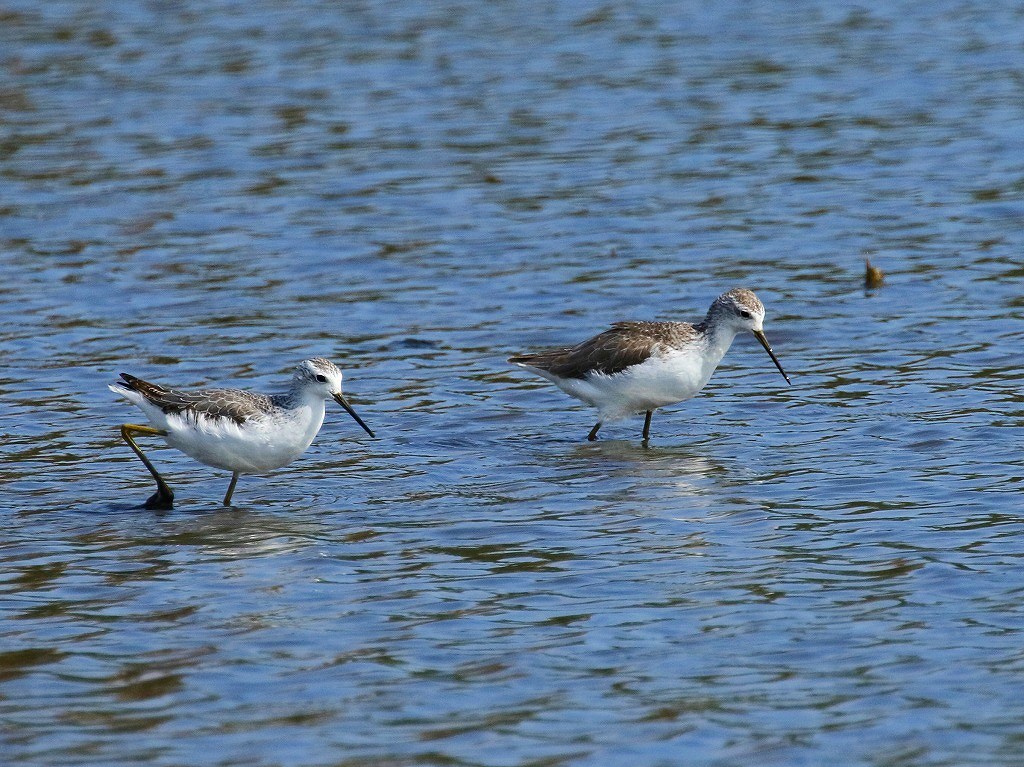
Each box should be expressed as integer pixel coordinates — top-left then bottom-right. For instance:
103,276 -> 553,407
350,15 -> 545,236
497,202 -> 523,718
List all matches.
4,0 -> 1024,764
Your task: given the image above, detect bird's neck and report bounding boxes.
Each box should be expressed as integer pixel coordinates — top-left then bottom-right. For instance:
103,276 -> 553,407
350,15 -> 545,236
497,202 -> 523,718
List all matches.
697,317 -> 740,363
280,392 -> 326,440
276,386 -> 325,414
269,389 -> 327,452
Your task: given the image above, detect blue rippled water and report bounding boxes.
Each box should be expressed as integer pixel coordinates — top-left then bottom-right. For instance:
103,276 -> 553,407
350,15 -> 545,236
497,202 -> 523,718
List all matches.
3,1 -> 1024,764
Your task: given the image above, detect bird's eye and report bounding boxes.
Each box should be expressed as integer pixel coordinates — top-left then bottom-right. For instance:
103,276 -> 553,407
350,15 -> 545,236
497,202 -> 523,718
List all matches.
315,374 -> 328,383
739,310 -> 753,319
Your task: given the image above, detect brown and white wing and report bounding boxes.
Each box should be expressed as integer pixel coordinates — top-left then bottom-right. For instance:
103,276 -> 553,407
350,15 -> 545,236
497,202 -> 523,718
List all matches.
510,322 -> 695,380
116,373 -> 275,424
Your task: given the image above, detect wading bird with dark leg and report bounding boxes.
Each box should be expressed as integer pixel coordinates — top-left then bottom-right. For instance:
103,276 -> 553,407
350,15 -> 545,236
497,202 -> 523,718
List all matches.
508,288 -> 790,442
109,357 -> 374,508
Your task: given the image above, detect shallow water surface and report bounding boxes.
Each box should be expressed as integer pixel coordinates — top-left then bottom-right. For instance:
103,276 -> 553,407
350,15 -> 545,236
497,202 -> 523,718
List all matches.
3,1 -> 1024,765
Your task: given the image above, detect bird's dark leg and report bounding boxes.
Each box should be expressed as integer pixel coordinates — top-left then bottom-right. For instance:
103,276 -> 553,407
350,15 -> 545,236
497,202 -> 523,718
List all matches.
642,410 -> 653,442
223,472 -> 240,506
119,424 -> 174,509
587,421 -> 602,441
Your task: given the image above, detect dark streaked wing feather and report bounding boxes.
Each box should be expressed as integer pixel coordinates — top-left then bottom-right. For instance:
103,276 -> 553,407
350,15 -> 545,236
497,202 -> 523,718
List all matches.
118,373 -> 275,424
509,321 -> 699,379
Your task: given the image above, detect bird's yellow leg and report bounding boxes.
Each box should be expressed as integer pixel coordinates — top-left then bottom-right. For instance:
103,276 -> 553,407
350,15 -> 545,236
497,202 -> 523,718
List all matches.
119,424 -> 174,509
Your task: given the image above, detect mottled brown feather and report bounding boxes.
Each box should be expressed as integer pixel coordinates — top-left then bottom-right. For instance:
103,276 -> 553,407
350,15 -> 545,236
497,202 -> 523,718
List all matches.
118,373 -> 275,424
509,321 -> 702,379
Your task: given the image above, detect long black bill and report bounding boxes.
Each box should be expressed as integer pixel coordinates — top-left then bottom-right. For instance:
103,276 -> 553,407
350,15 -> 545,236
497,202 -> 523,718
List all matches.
333,393 -> 375,437
752,330 -> 791,385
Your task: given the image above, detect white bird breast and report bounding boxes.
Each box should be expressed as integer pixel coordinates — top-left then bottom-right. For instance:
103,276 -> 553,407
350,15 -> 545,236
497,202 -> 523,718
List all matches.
555,348 -> 718,420
161,404 -> 327,473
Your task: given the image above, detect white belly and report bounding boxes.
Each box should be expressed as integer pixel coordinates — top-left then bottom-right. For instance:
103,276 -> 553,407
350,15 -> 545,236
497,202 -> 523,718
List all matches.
551,349 -> 722,420
142,401 -> 324,473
